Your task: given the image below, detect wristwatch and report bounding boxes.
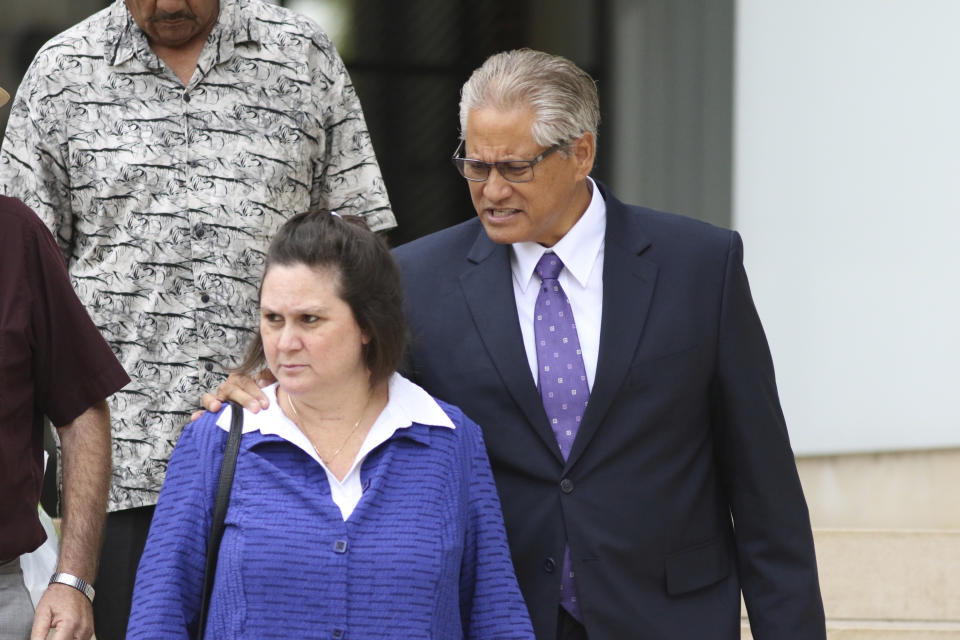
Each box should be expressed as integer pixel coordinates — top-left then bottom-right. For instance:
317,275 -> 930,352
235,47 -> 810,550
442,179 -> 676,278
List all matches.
49,572 -> 95,603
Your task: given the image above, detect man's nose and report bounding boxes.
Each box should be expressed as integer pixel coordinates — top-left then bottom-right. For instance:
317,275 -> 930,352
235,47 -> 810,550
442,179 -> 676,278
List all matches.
482,166 -> 513,201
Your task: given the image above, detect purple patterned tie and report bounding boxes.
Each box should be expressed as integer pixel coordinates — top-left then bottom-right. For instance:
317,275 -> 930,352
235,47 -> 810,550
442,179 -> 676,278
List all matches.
534,252 -> 588,622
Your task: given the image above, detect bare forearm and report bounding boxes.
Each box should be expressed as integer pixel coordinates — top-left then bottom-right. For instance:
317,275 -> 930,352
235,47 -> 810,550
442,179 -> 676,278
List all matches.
55,400 -> 112,582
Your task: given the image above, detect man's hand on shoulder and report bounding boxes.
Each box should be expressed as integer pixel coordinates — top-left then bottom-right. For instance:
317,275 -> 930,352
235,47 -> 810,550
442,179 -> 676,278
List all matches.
192,370 -> 275,421
31,583 -> 93,640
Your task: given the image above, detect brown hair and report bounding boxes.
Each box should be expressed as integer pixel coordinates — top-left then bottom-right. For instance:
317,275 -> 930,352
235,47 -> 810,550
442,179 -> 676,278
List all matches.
235,210 -> 406,387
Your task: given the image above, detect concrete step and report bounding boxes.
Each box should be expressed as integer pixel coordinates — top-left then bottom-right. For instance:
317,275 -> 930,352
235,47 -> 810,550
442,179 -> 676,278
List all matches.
744,620 -> 960,639
797,448 -> 960,530
742,529 -> 960,638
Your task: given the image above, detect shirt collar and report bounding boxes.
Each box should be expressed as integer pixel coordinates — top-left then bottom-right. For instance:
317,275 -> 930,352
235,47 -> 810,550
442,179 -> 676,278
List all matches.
511,176 -> 607,293
215,372 -> 455,440
102,0 -> 261,69
100,1 -> 139,67
378,372 -> 457,431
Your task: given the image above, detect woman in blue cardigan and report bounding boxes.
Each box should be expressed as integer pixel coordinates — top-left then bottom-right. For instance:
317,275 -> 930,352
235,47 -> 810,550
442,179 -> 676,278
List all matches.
127,210 -> 534,639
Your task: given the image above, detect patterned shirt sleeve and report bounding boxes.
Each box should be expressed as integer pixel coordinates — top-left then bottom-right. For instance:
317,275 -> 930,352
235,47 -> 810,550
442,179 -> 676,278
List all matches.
0,53 -> 74,254
305,24 -> 395,231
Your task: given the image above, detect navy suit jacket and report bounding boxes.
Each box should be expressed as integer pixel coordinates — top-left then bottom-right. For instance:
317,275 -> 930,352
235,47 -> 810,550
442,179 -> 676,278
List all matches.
392,183 -> 825,639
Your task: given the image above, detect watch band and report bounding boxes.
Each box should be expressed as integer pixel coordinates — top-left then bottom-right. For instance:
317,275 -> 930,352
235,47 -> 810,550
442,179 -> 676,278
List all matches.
49,572 -> 95,603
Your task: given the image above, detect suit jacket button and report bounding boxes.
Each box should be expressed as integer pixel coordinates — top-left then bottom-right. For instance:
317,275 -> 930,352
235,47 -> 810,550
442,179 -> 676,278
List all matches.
543,557 -> 556,573
560,478 -> 574,494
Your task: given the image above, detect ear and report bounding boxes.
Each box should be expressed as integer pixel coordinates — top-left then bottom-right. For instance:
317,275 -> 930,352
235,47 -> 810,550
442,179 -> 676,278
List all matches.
360,328 -> 372,345
571,131 -> 595,181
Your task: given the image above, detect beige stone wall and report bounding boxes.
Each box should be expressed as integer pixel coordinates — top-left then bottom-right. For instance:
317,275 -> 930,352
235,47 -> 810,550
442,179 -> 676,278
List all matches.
742,448 -> 960,638
797,448 -> 960,530
743,529 -> 960,638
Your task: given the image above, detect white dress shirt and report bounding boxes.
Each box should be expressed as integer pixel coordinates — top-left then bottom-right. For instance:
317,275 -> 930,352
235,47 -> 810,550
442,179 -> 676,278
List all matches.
511,177 -> 606,389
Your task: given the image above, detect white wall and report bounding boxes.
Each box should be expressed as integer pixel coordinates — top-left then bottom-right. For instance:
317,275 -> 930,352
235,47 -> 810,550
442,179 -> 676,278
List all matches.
734,1 -> 960,454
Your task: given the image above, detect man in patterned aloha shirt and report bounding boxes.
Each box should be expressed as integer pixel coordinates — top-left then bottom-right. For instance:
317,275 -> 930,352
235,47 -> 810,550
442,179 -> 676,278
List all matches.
0,1 -> 395,636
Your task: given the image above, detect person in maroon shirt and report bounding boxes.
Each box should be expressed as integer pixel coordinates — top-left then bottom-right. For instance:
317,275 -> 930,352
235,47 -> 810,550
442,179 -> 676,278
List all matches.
1,83 -> 129,640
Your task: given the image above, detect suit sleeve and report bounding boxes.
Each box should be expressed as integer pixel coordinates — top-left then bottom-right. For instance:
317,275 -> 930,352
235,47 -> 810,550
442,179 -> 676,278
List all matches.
456,415 -> 536,639
126,414 -> 222,639
713,232 -> 826,638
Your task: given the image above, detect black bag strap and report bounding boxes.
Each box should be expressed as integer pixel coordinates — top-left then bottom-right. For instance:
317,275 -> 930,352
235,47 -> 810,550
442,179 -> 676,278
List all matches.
196,401 -> 244,640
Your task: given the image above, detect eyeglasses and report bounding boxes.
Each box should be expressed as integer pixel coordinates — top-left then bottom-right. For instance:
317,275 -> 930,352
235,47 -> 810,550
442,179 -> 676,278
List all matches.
451,140 -> 566,183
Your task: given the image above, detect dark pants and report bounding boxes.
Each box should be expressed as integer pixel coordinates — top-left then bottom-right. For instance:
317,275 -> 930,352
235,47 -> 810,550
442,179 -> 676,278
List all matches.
93,505 -> 155,640
558,606 -> 588,640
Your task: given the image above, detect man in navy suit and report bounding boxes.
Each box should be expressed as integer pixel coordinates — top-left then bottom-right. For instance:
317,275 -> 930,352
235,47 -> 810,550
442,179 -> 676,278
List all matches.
393,49 -> 825,640
212,49 -> 825,639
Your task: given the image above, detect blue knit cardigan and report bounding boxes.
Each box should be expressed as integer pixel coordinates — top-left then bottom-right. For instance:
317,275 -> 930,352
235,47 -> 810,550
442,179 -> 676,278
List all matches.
127,400 -> 534,639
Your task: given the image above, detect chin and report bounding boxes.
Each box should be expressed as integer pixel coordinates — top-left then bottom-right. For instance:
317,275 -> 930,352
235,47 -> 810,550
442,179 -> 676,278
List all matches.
275,373 -> 310,394
479,219 -> 528,246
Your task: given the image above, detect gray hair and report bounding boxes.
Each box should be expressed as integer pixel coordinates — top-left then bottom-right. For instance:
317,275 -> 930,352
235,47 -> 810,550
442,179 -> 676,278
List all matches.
458,49 -> 600,152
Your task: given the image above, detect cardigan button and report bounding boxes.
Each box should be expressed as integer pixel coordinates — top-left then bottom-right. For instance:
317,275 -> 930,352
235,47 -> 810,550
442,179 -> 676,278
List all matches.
543,557 -> 556,573
560,478 -> 574,494
333,540 -> 348,554
332,629 -> 343,638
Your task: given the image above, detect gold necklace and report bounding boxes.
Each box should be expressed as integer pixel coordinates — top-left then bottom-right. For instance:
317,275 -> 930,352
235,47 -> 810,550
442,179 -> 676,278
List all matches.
285,391 -> 366,465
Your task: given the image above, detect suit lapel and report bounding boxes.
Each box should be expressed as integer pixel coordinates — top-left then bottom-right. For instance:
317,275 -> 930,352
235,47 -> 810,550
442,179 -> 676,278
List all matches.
460,231 -> 565,462
567,188 -> 658,468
